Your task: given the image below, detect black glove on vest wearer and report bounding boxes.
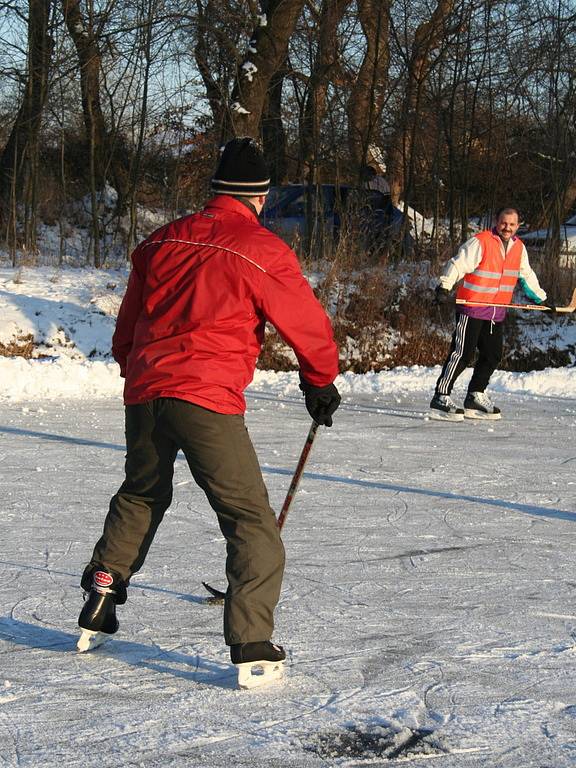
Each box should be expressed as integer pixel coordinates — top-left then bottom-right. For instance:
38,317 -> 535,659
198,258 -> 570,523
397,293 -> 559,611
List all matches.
434,285 -> 451,305
542,299 -> 557,314
299,376 -> 341,427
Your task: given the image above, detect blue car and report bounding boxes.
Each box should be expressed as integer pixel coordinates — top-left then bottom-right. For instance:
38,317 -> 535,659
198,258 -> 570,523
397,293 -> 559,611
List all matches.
262,184 -> 408,251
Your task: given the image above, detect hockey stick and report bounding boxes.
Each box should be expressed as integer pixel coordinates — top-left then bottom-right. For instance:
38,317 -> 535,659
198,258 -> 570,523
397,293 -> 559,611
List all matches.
202,420 -> 320,603
456,287 -> 576,313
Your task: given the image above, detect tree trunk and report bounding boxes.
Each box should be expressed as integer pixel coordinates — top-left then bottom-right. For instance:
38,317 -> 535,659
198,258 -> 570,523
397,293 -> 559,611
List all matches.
61,0 -> 129,213
262,65 -> 288,184
387,0 -> 456,206
0,0 -> 53,246
127,0 -> 154,256
229,0 -> 305,138
346,0 -> 390,173
301,0 -> 351,184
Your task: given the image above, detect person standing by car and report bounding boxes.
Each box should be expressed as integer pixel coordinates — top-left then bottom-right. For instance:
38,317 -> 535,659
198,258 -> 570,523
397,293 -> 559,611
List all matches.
430,207 -> 552,421
77,137 -> 341,687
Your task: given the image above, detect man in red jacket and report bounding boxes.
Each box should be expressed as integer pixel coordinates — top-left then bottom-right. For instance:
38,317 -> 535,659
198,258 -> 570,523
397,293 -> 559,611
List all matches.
77,138 -> 341,687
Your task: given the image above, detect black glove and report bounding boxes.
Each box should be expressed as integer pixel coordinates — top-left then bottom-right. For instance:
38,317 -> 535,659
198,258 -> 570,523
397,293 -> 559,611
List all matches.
299,376 -> 341,427
434,285 -> 451,305
542,299 -> 557,314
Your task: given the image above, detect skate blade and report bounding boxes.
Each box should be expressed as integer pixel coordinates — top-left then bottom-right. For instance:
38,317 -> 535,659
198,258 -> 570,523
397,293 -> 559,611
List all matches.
464,408 -> 501,420
236,660 -> 284,690
429,410 -> 464,422
77,629 -> 110,652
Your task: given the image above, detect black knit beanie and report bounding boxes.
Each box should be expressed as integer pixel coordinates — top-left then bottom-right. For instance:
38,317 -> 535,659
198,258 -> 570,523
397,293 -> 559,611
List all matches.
212,137 -> 270,197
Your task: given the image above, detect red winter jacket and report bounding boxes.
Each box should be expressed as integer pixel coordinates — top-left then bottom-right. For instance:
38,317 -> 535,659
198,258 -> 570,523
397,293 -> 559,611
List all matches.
112,195 -> 339,414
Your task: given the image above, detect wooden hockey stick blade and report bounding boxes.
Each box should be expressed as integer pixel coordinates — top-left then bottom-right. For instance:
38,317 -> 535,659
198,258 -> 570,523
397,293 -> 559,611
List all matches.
557,287 -> 576,312
202,420 -> 319,602
202,580 -> 225,603
456,287 -> 576,313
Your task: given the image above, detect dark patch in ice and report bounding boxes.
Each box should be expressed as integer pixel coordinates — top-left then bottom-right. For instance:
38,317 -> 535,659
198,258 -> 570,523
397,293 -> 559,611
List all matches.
305,724 -> 447,760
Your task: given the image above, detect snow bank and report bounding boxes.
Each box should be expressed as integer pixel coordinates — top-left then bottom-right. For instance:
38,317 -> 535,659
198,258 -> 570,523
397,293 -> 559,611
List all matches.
1,357 -> 122,401
1,360 -> 575,403
0,266 -> 574,404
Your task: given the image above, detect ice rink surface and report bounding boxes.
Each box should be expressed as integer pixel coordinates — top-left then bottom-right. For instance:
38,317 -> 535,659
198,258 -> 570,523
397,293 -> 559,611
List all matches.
1,389 -> 576,767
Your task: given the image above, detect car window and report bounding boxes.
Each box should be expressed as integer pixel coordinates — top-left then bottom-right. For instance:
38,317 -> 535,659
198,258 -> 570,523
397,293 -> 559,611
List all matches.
282,194 -> 305,218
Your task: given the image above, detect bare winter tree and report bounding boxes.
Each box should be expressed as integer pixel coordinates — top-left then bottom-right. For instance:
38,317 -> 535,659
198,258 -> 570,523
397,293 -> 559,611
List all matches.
346,0 -> 390,175
229,0 -> 305,138
61,0 -> 130,264
387,0 -> 457,206
193,0 -> 245,143
300,0 -> 352,183
519,1 -> 576,221
0,0 -> 53,254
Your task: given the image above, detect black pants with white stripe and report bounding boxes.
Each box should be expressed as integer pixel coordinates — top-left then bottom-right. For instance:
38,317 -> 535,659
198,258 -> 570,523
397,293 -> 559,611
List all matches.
435,313 -> 504,396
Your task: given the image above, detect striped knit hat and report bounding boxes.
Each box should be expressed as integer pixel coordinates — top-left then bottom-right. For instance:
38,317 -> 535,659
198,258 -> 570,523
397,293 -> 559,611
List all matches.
212,137 -> 270,197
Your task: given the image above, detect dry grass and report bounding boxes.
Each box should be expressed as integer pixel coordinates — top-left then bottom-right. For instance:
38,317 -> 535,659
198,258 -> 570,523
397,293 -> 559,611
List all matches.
258,329 -> 299,371
257,235 -> 576,374
0,334 -> 36,358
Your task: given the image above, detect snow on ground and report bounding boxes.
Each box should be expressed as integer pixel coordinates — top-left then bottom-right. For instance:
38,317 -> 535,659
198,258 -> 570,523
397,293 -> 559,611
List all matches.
0,265 -> 575,404
1,266 -> 576,766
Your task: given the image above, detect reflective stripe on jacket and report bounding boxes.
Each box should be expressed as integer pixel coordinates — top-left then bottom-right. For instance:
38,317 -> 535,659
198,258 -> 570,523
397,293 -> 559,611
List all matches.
455,230 -> 522,305
112,195 -> 339,414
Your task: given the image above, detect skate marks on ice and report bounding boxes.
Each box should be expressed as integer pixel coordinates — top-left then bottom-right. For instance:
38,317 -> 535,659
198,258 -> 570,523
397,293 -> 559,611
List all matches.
247,390 -> 428,421
0,616 -> 240,690
2,422 -> 575,523
2,399 -> 576,766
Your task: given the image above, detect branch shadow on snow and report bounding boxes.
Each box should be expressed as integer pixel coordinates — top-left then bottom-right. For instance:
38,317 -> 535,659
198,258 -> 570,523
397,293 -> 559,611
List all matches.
0,617 -> 238,689
1,423 -> 575,524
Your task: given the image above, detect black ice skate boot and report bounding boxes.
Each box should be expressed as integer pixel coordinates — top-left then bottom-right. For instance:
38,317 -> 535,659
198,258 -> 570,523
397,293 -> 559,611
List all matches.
429,392 -> 465,421
77,566 -> 127,652
230,641 -> 286,689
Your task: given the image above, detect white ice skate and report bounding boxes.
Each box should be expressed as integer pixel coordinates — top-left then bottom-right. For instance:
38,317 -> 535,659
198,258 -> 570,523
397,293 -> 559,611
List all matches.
464,391 -> 502,420
236,659 -> 285,689
77,629 -> 111,653
230,640 -> 286,690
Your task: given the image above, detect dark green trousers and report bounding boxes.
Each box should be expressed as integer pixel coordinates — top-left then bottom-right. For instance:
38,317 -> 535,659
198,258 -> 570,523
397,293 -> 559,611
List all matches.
89,398 -> 285,644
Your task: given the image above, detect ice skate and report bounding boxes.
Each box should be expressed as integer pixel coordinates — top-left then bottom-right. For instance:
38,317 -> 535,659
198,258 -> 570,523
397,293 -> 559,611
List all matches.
77,629 -> 110,652
77,568 -> 125,653
230,641 -> 286,690
429,393 -> 464,421
464,391 -> 501,420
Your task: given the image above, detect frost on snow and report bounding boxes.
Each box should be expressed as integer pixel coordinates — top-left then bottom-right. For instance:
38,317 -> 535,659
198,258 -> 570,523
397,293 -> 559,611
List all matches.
230,101 -> 251,115
241,61 -> 258,82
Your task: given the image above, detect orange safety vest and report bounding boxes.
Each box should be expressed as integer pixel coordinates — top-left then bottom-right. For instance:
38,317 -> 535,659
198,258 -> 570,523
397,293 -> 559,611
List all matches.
456,230 -> 523,305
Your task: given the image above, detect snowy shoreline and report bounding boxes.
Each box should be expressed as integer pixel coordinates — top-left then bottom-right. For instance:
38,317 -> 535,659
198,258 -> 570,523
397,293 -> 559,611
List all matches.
1,264 -> 575,403
2,356 -> 576,403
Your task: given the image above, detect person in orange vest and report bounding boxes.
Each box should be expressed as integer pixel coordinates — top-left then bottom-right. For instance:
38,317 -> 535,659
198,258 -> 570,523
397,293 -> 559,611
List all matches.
430,207 -> 554,421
